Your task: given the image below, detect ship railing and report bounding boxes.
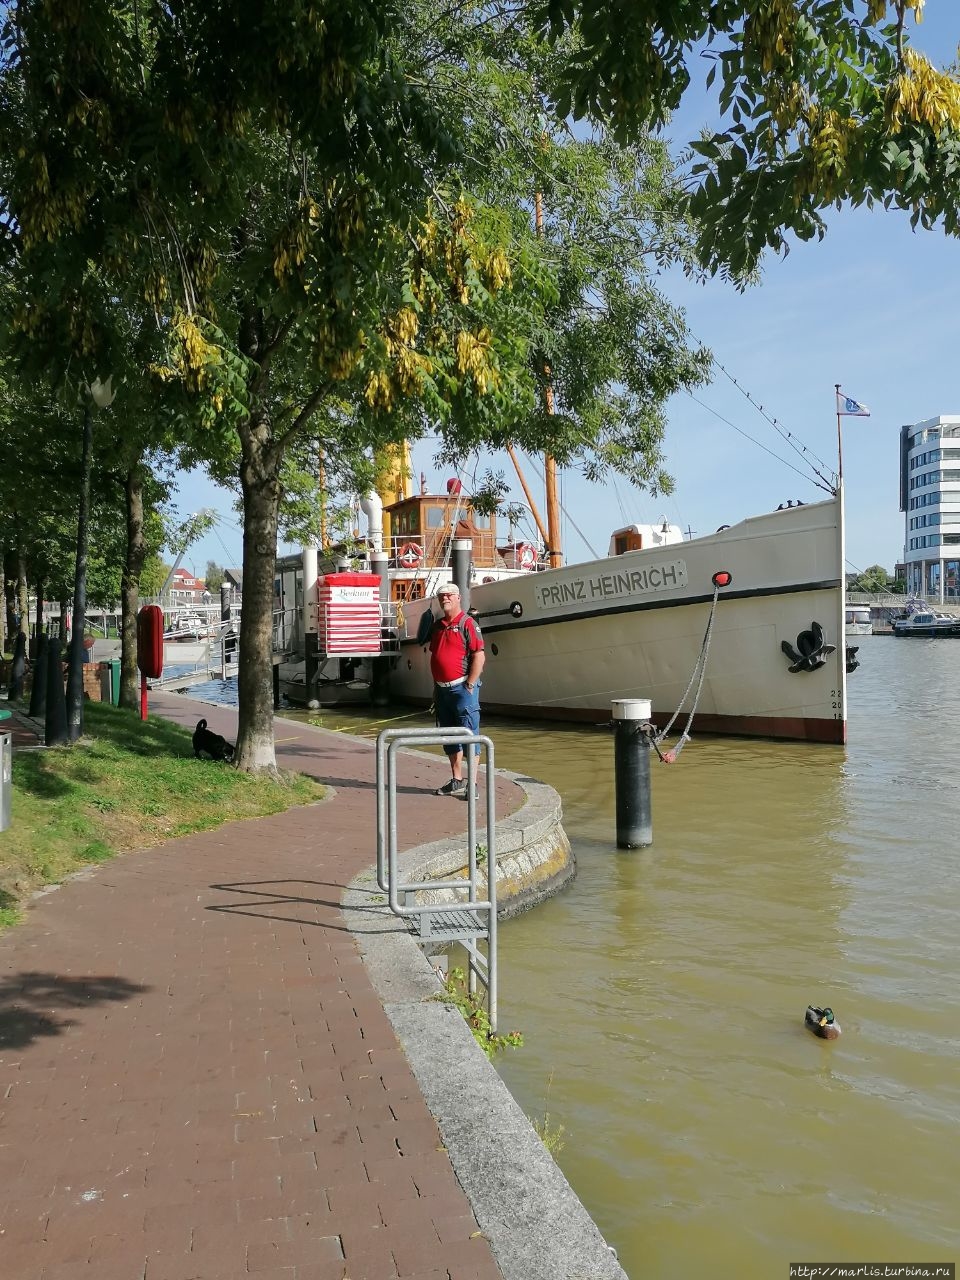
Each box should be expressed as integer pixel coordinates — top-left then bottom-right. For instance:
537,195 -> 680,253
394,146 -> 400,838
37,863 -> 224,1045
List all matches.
375,726 -> 498,1030
272,605 -> 300,656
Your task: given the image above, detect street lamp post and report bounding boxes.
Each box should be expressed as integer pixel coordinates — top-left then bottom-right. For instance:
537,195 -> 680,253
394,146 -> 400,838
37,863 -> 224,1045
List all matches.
65,376 -> 115,741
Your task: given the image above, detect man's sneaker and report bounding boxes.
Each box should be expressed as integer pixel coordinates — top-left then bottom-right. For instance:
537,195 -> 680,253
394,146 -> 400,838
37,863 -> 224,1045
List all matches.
460,786 -> 480,802
435,778 -> 466,797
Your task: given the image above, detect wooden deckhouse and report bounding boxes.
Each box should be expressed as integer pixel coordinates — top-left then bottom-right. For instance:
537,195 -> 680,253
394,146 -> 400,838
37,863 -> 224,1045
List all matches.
384,491 -> 497,601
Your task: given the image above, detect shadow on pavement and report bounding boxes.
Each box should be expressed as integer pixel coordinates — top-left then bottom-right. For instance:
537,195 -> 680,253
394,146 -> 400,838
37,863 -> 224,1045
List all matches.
0,971 -> 150,1050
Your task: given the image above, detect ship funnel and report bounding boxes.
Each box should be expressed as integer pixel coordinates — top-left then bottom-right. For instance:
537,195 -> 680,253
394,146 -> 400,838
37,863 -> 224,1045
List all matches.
359,492 -> 384,552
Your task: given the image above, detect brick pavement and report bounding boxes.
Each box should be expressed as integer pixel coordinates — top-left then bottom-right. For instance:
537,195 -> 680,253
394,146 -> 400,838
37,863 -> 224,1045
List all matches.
0,694 -> 523,1280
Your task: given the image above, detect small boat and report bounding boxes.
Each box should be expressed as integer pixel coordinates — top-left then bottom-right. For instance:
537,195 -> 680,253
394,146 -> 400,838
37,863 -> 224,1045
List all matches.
892,601 -> 960,637
845,604 -> 872,635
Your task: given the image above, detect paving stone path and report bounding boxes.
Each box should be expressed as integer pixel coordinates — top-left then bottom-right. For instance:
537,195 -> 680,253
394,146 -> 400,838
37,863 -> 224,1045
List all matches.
0,695 -> 522,1279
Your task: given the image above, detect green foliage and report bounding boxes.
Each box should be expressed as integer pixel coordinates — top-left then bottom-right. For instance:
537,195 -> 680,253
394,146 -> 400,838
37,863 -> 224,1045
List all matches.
204,561 -> 225,593
436,966 -> 523,1058
850,564 -> 896,593
0,700 -> 325,921
530,1071 -> 566,1155
5,0 -> 955,767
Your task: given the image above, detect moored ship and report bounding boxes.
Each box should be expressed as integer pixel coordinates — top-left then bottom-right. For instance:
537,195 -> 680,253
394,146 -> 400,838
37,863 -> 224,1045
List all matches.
277,482 -> 851,744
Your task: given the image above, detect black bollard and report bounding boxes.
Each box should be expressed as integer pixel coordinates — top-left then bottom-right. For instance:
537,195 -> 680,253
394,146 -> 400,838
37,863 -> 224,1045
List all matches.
28,634 -> 49,719
44,640 -> 69,747
613,698 -> 653,849
9,632 -> 26,700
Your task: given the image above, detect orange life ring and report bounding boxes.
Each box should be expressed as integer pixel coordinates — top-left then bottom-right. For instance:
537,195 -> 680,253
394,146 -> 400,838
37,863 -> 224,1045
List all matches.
398,541 -> 423,568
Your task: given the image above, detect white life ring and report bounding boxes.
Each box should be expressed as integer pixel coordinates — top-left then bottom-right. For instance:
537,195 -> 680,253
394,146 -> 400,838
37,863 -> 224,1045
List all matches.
398,541 -> 423,568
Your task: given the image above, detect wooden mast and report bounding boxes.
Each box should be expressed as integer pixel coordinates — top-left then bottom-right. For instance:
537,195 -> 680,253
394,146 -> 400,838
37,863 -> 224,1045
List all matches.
535,191 -> 563,567
505,444 -> 549,547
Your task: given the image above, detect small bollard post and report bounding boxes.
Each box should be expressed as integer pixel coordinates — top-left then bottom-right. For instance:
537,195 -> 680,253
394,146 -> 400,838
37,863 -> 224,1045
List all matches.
612,698 -> 653,849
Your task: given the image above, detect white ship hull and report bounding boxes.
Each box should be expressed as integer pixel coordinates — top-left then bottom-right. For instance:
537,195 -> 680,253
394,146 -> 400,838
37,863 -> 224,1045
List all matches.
389,494 -> 848,744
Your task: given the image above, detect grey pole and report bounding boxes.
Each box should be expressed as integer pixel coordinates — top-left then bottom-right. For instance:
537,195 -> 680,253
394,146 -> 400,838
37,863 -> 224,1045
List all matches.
302,544 -> 319,706
220,583 -> 231,622
370,550 -> 391,707
371,551 -> 390,604
451,537 -> 472,613
612,697 -> 653,849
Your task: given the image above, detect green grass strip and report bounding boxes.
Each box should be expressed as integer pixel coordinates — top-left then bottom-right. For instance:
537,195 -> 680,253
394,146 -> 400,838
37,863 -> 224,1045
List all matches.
0,701 -> 325,929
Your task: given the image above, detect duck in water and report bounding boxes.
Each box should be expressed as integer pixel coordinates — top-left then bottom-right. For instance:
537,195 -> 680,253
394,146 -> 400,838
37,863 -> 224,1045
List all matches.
805,1005 -> 841,1040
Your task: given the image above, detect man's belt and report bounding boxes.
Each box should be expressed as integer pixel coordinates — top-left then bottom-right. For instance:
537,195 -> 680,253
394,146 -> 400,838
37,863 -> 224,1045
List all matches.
434,677 -> 466,688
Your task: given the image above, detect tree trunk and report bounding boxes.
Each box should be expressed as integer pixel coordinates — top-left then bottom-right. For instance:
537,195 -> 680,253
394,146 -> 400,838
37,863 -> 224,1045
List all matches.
3,549 -> 16,644
34,576 -> 45,652
58,597 -> 69,651
234,412 -> 281,775
16,547 -> 28,641
65,403 -> 93,741
120,461 -> 146,711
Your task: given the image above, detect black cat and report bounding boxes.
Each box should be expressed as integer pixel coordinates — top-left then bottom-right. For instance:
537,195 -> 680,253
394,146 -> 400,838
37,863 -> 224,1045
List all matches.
192,718 -> 234,762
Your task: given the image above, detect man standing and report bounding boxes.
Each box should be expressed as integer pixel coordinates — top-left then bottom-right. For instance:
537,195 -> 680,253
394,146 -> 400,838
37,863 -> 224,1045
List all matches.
429,582 -> 485,796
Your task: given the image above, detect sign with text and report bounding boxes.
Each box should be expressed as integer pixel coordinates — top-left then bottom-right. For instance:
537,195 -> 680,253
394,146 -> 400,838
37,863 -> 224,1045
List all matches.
534,559 -> 688,612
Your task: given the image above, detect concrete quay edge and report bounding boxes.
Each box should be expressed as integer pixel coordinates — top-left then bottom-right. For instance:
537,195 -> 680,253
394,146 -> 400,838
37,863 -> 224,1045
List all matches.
344,766 -> 628,1280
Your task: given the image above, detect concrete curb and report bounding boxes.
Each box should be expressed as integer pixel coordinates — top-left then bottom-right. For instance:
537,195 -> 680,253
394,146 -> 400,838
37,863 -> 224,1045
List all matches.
345,770 -> 627,1280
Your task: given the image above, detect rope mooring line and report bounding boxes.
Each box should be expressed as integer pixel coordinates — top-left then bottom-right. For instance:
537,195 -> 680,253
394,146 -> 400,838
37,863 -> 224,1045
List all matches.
654,583 -> 721,762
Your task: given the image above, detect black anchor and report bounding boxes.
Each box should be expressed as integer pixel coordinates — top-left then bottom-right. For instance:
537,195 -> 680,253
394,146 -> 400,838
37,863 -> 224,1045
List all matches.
781,620 -> 836,673
845,644 -> 860,674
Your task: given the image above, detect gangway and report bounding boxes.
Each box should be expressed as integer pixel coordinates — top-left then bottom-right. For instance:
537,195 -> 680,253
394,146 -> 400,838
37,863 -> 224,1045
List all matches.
376,726 -> 498,1029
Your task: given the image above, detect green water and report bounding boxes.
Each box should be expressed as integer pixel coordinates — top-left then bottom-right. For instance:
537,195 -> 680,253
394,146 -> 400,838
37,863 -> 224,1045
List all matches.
282,635 -> 960,1276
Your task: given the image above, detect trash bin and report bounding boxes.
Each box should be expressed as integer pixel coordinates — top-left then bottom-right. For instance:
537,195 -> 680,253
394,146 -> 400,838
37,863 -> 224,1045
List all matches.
108,658 -> 121,706
0,709 -> 12,832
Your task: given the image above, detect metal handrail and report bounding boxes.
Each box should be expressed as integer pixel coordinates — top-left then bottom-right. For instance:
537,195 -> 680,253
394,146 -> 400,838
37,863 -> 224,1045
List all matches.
376,724 -> 498,1028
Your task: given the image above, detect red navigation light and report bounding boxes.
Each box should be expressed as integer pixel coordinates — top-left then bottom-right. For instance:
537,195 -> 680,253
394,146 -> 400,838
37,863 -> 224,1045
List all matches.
712,570 -> 733,588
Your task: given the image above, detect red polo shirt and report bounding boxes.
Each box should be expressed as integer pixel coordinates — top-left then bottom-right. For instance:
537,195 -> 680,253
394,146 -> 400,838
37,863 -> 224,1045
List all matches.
429,610 -> 483,684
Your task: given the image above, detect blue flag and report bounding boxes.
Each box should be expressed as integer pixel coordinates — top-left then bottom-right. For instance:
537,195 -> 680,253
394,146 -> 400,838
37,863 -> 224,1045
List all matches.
836,390 -> 870,417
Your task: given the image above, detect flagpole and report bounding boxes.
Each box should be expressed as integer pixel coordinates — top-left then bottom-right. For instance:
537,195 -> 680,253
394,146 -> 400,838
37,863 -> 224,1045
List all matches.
834,382 -> 844,486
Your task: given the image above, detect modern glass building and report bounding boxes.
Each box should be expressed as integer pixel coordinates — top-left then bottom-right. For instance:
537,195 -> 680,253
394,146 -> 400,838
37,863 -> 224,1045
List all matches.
900,414 -> 960,600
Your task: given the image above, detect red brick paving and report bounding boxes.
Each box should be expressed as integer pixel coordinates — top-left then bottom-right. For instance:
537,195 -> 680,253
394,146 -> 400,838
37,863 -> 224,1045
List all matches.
0,694 -> 519,1279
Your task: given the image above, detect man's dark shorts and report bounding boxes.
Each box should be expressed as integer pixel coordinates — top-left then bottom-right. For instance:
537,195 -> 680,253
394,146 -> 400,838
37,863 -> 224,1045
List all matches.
435,683 -> 481,756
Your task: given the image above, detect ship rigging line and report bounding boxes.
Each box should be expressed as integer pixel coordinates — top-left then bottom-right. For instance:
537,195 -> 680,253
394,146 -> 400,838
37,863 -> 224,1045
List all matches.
713,360 -> 835,482
516,448 -> 601,559
683,390 -> 835,496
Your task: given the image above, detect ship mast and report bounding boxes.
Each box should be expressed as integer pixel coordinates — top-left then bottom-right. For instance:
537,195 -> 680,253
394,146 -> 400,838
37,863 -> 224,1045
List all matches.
534,191 -> 563,568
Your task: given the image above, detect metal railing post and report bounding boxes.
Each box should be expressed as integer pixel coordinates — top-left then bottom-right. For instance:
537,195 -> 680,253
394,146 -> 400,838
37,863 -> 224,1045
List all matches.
375,725 -> 499,1029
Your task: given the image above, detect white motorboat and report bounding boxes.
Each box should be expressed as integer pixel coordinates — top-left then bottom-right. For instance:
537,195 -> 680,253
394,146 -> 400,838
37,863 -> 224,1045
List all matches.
845,604 -> 872,635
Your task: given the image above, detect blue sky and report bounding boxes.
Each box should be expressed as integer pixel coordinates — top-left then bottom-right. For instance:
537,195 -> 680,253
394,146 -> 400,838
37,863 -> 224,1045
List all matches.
171,5 -> 960,580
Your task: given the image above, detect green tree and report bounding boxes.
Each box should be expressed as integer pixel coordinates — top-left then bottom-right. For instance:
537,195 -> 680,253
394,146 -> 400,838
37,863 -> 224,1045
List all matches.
204,562 -> 225,594
851,564 -> 893,593
3,0 -> 958,768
